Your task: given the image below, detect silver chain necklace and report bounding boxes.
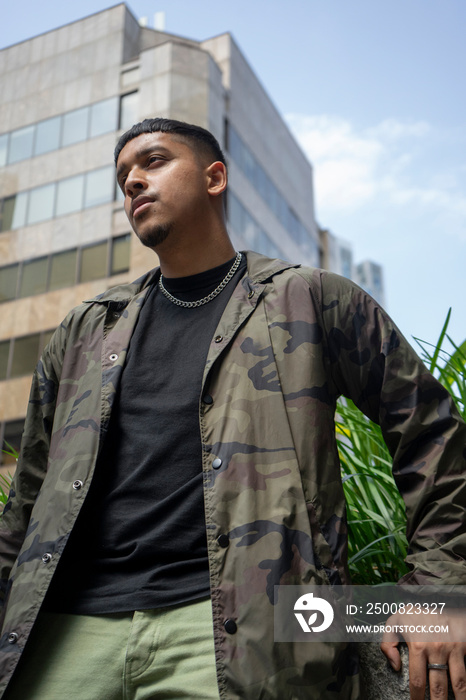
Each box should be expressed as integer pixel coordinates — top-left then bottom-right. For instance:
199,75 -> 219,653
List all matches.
158,252 -> 242,308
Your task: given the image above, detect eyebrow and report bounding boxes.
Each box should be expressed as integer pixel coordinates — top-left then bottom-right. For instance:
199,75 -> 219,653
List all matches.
116,144 -> 172,180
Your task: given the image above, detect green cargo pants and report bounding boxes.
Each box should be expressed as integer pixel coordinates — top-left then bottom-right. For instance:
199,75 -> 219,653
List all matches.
4,598 -> 220,699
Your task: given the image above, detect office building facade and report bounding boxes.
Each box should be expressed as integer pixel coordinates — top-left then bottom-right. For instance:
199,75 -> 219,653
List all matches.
0,4 -> 382,468
0,5 -> 321,466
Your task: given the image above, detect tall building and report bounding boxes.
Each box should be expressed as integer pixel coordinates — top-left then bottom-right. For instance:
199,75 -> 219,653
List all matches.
0,4 -> 322,468
319,228 -> 386,307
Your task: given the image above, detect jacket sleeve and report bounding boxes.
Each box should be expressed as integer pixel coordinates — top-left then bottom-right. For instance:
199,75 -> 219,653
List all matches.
316,269 -> 466,585
0,317 -> 68,607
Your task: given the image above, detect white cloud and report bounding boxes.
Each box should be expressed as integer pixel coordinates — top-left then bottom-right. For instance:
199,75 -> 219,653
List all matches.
286,114 -> 385,210
285,113 -> 466,240
367,118 -> 431,141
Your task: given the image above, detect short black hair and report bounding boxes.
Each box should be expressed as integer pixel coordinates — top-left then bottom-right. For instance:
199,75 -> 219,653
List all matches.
114,118 -> 227,168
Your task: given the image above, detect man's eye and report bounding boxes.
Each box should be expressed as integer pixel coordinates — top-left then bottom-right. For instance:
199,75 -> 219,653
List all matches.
148,156 -> 162,164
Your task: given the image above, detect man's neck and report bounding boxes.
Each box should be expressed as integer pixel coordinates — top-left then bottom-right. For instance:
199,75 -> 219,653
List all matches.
156,232 -> 236,278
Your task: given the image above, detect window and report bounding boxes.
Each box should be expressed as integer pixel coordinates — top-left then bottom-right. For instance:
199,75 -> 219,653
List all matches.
111,234 -> 131,274
27,183 -> 56,226
0,134 -> 8,168
9,126 -> 35,164
0,165 -> 117,233
0,96 -> 129,167
227,125 -> 317,256
79,241 -> 108,283
34,116 -> 61,156
41,330 -> 55,350
19,258 -> 49,298
0,331 -> 56,383
0,236 -> 131,303
10,334 -> 41,379
49,249 -> 78,292
1,420 -> 24,468
228,192 -> 284,260
0,264 -> 19,302
84,167 -> 114,209
62,106 -> 89,147
55,175 -> 85,217
0,341 -> 9,381
120,92 -> 139,131
1,193 -> 28,231
90,97 -> 118,138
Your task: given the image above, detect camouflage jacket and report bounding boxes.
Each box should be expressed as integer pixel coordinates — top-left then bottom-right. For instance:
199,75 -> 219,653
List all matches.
0,251 -> 465,699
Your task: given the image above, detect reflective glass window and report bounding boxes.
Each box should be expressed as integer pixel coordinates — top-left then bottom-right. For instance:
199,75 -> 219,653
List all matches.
8,126 -> 35,163
80,242 -> 108,283
62,106 -> 89,147
10,334 -> 41,379
228,192 -> 245,235
243,148 -> 256,182
19,258 -> 48,298
0,264 -> 19,302
119,92 -> 139,131
256,168 -> 269,202
27,183 -> 55,225
228,126 -> 241,164
49,249 -> 77,291
1,419 -> 25,467
258,230 -> 280,259
84,167 -> 114,209
34,116 -> 61,156
56,175 -> 85,217
90,97 -> 118,138
0,341 -> 10,381
40,330 -> 55,352
111,235 -> 131,275
243,208 -> 258,248
1,193 -> 28,231
0,134 -> 8,167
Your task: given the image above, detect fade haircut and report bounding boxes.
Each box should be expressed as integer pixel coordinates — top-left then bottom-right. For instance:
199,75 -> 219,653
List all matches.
114,118 -> 227,169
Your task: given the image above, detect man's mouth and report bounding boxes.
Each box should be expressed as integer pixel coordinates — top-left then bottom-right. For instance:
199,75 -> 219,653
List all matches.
132,196 -> 154,217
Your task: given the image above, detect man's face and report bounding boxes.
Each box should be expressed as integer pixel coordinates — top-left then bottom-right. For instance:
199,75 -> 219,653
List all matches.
116,132 -> 213,250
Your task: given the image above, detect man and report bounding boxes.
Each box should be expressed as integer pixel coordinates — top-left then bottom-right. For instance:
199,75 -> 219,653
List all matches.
0,118 -> 465,700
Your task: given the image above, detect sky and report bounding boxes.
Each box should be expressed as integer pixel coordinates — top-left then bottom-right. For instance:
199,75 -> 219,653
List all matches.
1,0 -> 465,350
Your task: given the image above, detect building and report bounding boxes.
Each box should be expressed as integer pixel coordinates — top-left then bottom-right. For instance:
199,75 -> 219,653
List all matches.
319,228 -> 386,307
0,4 -> 323,468
354,260 -> 386,308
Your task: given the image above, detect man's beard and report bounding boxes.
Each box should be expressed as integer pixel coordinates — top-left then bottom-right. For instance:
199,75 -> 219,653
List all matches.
137,223 -> 172,249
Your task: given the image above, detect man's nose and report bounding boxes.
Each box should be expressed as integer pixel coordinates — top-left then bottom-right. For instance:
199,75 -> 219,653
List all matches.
125,168 -> 147,196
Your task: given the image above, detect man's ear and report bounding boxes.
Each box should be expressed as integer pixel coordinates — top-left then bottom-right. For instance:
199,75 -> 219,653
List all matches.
206,161 -> 227,197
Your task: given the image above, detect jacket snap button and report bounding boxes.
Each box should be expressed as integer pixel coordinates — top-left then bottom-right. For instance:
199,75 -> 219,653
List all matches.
72,480 -> 83,490
214,335 -> 223,343
224,619 -> 237,634
248,290 -> 255,299
217,534 -> 229,548
7,633 -> 18,645
203,394 -> 213,405
109,353 -> 118,362
212,458 -> 222,470
42,553 -> 52,564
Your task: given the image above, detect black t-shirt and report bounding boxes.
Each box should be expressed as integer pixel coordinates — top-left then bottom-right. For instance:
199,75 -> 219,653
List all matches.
45,254 -> 247,614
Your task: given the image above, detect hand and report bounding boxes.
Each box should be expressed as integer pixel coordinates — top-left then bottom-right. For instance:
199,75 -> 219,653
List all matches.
380,609 -> 466,699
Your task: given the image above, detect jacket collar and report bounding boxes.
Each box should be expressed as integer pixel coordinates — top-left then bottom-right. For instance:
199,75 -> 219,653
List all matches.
84,250 -> 300,306
243,250 -> 300,285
